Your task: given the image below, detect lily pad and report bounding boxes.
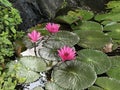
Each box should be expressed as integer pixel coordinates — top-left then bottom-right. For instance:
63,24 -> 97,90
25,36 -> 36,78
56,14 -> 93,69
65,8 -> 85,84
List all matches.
38,47 -> 59,61
20,56 -> 47,72
95,77 -> 120,90
71,21 -> 102,31
54,15 -> 80,25
107,56 -> 120,80
104,23 -> 120,39
44,31 -> 80,49
52,60 -> 97,90
7,56 -> 47,83
88,86 -> 104,90
73,30 -> 111,49
16,66 -> 40,84
45,82 -> 65,90
95,12 -> 120,22
77,49 -> 111,74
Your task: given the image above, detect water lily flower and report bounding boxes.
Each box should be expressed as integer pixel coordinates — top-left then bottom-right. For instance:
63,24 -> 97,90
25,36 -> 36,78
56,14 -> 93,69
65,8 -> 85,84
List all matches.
58,46 -> 76,62
45,23 -> 60,33
28,30 -> 43,43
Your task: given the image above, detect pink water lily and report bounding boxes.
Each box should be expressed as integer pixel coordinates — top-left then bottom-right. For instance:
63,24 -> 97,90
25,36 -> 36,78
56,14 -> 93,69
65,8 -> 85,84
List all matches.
58,46 -> 76,62
45,23 -> 60,33
28,30 -> 43,43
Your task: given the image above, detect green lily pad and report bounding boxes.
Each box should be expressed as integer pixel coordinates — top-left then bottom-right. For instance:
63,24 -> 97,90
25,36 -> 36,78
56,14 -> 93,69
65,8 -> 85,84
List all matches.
95,12 -> 120,22
44,31 -> 80,49
104,23 -> 120,39
95,77 -> 120,90
20,56 -> 47,72
54,15 -> 80,25
7,56 -> 47,83
73,30 -> 111,49
72,9 -> 94,20
71,21 -> 102,31
88,86 -> 104,90
45,82 -> 65,90
77,49 -> 111,74
16,66 -> 40,84
107,56 -> 120,80
38,47 -> 59,61
52,60 -> 97,90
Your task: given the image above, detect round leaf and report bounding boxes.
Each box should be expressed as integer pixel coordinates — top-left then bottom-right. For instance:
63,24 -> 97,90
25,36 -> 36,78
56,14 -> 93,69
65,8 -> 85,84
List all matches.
16,67 -> 40,84
73,30 -> 111,49
95,12 -> 120,22
38,47 -> 59,61
71,21 -> 102,31
44,31 -> 80,49
45,82 -> 65,90
77,49 -> 111,74
88,86 -> 104,90
52,60 -> 97,90
95,77 -> 120,90
20,56 -> 46,72
107,56 -> 120,80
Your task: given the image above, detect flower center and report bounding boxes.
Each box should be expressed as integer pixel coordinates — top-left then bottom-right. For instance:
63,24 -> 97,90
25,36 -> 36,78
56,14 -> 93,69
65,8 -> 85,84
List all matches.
64,52 -> 69,56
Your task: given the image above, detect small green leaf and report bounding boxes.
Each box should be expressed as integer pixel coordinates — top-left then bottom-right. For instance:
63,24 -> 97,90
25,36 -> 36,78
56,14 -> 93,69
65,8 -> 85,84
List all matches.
52,60 -> 97,90
44,31 -> 80,49
71,21 -> 102,31
88,86 -> 104,90
95,77 -> 120,90
107,56 -> 120,80
45,82 -> 65,90
20,56 -> 47,72
38,47 -> 59,61
73,30 -> 110,49
77,49 -> 111,74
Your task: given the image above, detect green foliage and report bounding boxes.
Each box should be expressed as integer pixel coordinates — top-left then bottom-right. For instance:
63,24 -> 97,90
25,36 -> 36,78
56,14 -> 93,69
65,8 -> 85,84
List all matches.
7,56 -> 47,83
52,61 -> 97,90
0,0 -> 24,89
95,77 -> 120,90
0,71 -> 17,90
77,49 -> 111,74
0,0 -> 22,62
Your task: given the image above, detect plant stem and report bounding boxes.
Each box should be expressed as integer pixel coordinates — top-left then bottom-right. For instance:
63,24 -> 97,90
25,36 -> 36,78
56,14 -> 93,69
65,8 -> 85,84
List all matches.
34,43 -> 37,56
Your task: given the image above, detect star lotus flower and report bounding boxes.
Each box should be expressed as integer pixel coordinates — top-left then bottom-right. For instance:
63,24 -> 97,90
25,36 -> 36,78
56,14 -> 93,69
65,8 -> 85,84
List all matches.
58,46 -> 76,62
28,30 -> 43,43
45,23 -> 60,33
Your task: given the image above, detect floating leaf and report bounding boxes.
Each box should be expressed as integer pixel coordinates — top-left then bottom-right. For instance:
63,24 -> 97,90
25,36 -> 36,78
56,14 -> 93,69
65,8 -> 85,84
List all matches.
95,12 -> 120,22
38,47 -> 59,61
16,66 -> 40,84
45,82 -> 65,90
44,31 -> 80,49
71,9 -> 94,20
54,15 -> 80,24
71,21 -> 102,31
20,56 -> 46,72
7,56 -> 47,83
52,60 -> 96,90
95,77 -> 120,90
107,56 -> 120,80
104,23 -> 120,39
88,86 -> 104,90
77,49 -> 111,74
73,30 -> 110,49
